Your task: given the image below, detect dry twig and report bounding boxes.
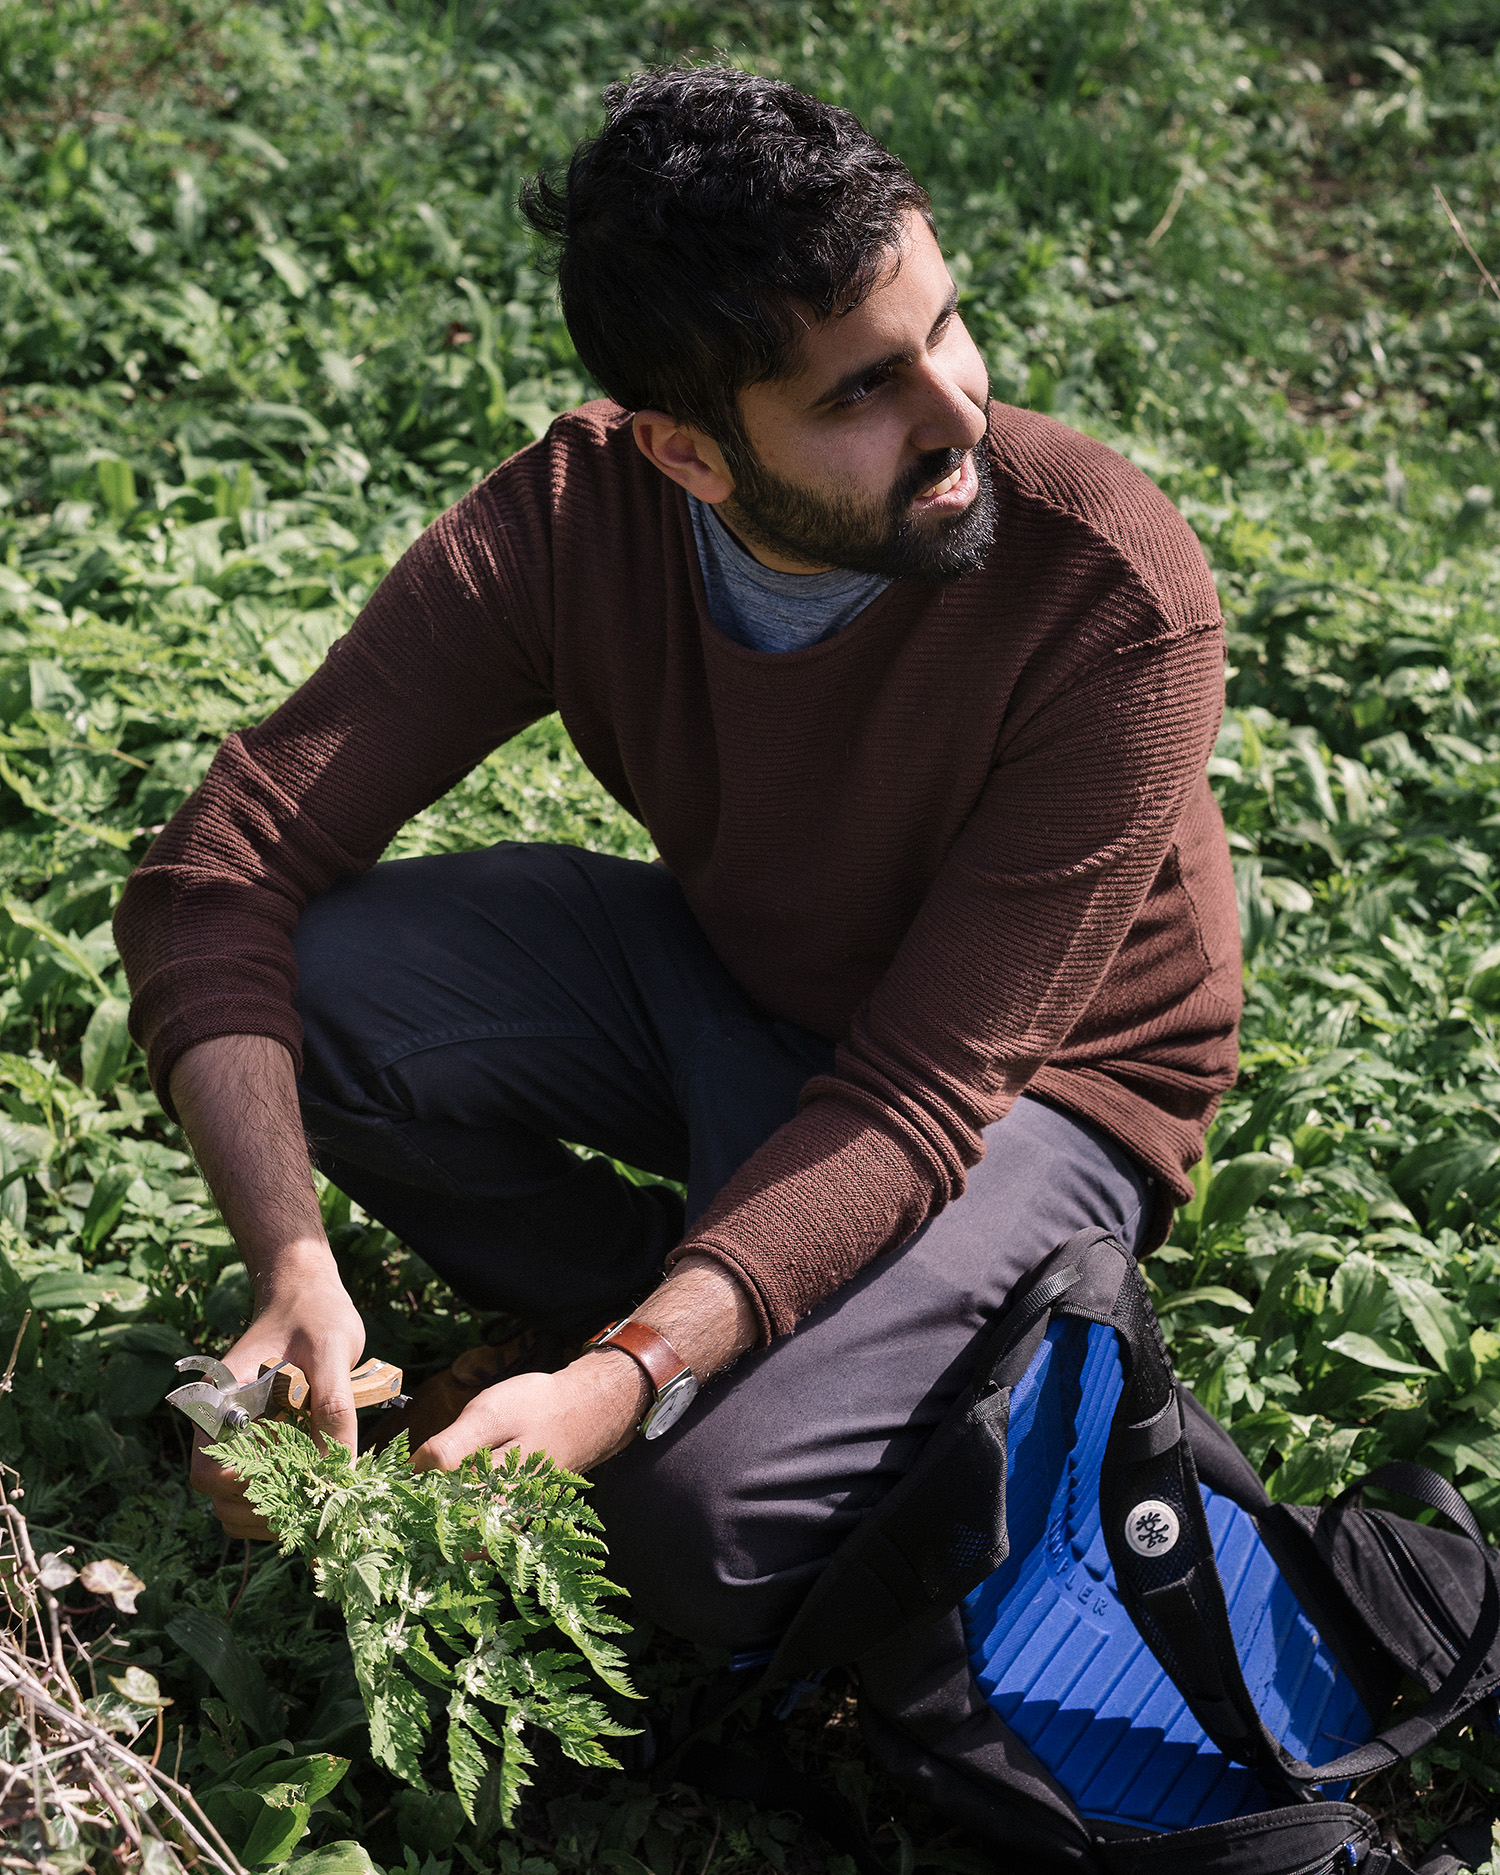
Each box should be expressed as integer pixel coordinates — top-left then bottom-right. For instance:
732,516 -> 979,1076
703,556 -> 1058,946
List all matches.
1434,185 -> 1500,305
0,1462 -> 248,1874
0,1311 -> 30,1395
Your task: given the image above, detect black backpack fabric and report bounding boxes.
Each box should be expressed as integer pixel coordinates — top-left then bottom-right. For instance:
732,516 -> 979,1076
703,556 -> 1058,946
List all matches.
674,1228 -> 1500,1875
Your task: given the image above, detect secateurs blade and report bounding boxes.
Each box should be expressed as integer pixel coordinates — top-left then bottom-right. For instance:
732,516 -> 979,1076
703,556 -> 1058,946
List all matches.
166,1355 -> 406,1438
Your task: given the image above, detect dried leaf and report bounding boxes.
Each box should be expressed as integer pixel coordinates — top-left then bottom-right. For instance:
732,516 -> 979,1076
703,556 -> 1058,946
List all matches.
36,1549 -> 78,1589
111,1665 -> 173,1709
81,1556 -> 146,1612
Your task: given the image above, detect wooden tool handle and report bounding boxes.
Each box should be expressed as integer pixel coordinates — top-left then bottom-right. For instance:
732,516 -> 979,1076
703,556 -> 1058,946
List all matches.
261,1357 -> 404,1414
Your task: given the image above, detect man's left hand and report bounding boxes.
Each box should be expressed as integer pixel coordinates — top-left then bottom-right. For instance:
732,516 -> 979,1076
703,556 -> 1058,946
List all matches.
410,1347 -> 652,1476
409,1253 -> 759,1475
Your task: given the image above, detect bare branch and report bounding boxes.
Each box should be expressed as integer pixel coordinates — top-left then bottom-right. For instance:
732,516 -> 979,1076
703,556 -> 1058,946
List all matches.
0,1311 -> 30,1394
0,1477 -> 249,1874
1434,185 -> 1500,305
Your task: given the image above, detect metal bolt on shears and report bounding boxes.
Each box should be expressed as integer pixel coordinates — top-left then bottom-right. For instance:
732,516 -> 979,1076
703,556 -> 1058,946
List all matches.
166,1354 -> 407,1439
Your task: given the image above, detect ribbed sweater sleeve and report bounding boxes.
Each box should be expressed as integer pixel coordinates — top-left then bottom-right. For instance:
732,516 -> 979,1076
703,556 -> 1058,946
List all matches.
114,473 -> 554,1115
672,612 -> 1227,1339
114,402 -> 1238,1348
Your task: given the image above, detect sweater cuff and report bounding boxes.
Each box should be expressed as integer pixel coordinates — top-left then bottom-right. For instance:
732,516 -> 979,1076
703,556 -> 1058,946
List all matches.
136,999 -> 305,1124
662,1239 -> 774,1348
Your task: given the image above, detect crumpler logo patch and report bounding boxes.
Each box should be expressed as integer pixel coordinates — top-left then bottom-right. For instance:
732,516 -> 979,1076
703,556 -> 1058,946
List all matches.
1125,1499 -> 1180,1557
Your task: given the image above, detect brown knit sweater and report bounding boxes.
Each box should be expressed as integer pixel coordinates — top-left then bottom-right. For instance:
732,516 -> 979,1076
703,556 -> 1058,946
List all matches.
114,401 -> 1242,1340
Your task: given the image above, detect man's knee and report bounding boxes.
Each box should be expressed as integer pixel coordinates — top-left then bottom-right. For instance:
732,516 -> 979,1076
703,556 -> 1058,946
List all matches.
593,1430 -> 816,1650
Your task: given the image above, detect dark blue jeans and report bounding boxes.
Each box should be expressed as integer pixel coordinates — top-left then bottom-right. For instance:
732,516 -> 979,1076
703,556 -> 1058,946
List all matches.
294,842 -> 1154,1647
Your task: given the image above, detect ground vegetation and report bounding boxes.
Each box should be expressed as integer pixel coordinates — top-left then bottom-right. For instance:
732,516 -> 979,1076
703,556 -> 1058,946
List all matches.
2,0 -> 1500,1866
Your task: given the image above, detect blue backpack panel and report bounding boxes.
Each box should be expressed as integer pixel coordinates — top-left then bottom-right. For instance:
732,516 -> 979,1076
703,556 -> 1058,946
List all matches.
724,1228 -> 1500,1874
964,1316 -> 1372,1833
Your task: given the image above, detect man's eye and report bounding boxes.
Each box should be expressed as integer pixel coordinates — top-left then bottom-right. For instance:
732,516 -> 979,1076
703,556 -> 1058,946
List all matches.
833,372 -> 889,411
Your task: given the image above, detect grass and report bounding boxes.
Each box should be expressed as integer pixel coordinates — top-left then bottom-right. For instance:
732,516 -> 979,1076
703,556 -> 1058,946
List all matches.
1,0 -> 1499,1866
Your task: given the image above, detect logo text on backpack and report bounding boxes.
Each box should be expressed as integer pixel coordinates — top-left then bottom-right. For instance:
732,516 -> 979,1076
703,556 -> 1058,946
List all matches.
1124,1500 -> 1180,1557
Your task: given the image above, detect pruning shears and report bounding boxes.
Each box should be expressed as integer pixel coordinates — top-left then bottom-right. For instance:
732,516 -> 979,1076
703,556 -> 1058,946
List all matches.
166,1354 -> 407,1439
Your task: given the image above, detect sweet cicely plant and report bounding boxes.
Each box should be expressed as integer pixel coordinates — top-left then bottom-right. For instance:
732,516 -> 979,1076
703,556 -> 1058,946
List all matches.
208,1423 -> 637,1826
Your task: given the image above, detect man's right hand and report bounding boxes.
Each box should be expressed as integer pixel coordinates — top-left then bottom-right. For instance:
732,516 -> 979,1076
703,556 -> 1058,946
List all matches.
168,1035 -> 369,1540
189,1253 -> 367,1539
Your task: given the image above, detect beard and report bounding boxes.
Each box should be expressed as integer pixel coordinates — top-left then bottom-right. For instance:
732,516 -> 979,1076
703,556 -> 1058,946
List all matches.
717,430 -> 998,585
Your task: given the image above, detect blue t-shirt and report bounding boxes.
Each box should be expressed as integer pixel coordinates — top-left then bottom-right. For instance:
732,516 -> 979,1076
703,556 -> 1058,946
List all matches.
688,494 -> 889,652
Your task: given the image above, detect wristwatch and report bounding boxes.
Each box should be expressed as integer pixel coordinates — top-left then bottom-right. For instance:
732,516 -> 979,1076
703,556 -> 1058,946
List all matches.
585,1318 -> 699,1439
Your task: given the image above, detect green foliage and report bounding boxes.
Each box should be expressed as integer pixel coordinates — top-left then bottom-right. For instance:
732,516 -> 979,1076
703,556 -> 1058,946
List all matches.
0,0 -> 1496,1862
210,1421 -> 636,1831
197,1742 -> 354,1869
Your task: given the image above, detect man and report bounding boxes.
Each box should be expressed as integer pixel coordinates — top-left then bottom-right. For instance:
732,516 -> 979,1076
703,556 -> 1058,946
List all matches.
115,66 -> 1240,1649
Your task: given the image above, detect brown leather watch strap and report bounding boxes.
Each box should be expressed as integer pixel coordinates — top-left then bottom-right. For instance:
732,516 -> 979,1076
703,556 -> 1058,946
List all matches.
590,1319 -> 691,1393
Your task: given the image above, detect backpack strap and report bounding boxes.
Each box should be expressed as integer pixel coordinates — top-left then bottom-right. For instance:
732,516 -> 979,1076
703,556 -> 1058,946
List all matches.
1103,1271 -> 1500,1794
1098,1258 -> 1313,1796
1268,1464 -> 1500,1785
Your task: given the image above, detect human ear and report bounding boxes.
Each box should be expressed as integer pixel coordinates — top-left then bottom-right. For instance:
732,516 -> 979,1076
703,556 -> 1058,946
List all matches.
631,411 -> 735,503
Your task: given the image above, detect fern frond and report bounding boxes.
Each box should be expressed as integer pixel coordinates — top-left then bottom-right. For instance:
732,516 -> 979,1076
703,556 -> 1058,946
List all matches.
215,1417 -> 638,1826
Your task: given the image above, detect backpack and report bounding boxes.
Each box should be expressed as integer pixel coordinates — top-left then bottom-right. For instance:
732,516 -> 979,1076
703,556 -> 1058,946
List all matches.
663,1227 -> 1500,1875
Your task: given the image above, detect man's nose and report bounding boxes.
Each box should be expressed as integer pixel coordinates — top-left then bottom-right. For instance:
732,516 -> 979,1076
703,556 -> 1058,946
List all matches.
907,358 -> 990,458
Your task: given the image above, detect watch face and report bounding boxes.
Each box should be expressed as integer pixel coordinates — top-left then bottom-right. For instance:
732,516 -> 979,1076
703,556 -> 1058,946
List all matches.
640,1370 -> 699,1440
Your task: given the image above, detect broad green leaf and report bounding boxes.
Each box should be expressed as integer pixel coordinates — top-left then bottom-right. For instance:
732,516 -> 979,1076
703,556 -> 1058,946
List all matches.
260,241 -> 310,298
167,1607 -> 282,1743
1200,1153 -> 1287,1231
240,1785 -> 313,1868
417,202 -> 463,272
94,459 -> 136,520
0,1142 -> 27,1233
392,1787 -> 467,1856
1427,1427 -> 1500,1479
1320,1253 -> 1388,1344
28,1268 -> 143,1317
259,1753 -> 349,1805
199,1788 -> 266,1861
1267,1424 -> 1365,1504
81,997 -> 131,1092
80,1163 -> 136,1253
222,123 -> 290,170
1323,1332 -> 1432,1377
1429,1141 -> 1500,1228
2,899 -> 112,992
210,1742 -> 294,1785
1469,964 -> 1500,1010
1156,1286 -> 1254,1316
1260,873 -> 1314,913
1387,1272 -> 1474,1385
287,1847 -> 381,1875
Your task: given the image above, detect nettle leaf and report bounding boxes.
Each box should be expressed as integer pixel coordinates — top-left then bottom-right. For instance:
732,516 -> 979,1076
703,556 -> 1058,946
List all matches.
220,1421 -> 636,1820
446,1697 -> 497,1822
360,1652 -> 430,1786
401,1626 -> 456,1689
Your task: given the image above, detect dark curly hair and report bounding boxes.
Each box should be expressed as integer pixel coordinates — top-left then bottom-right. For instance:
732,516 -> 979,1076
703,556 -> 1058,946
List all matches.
519,66 -> 931,469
